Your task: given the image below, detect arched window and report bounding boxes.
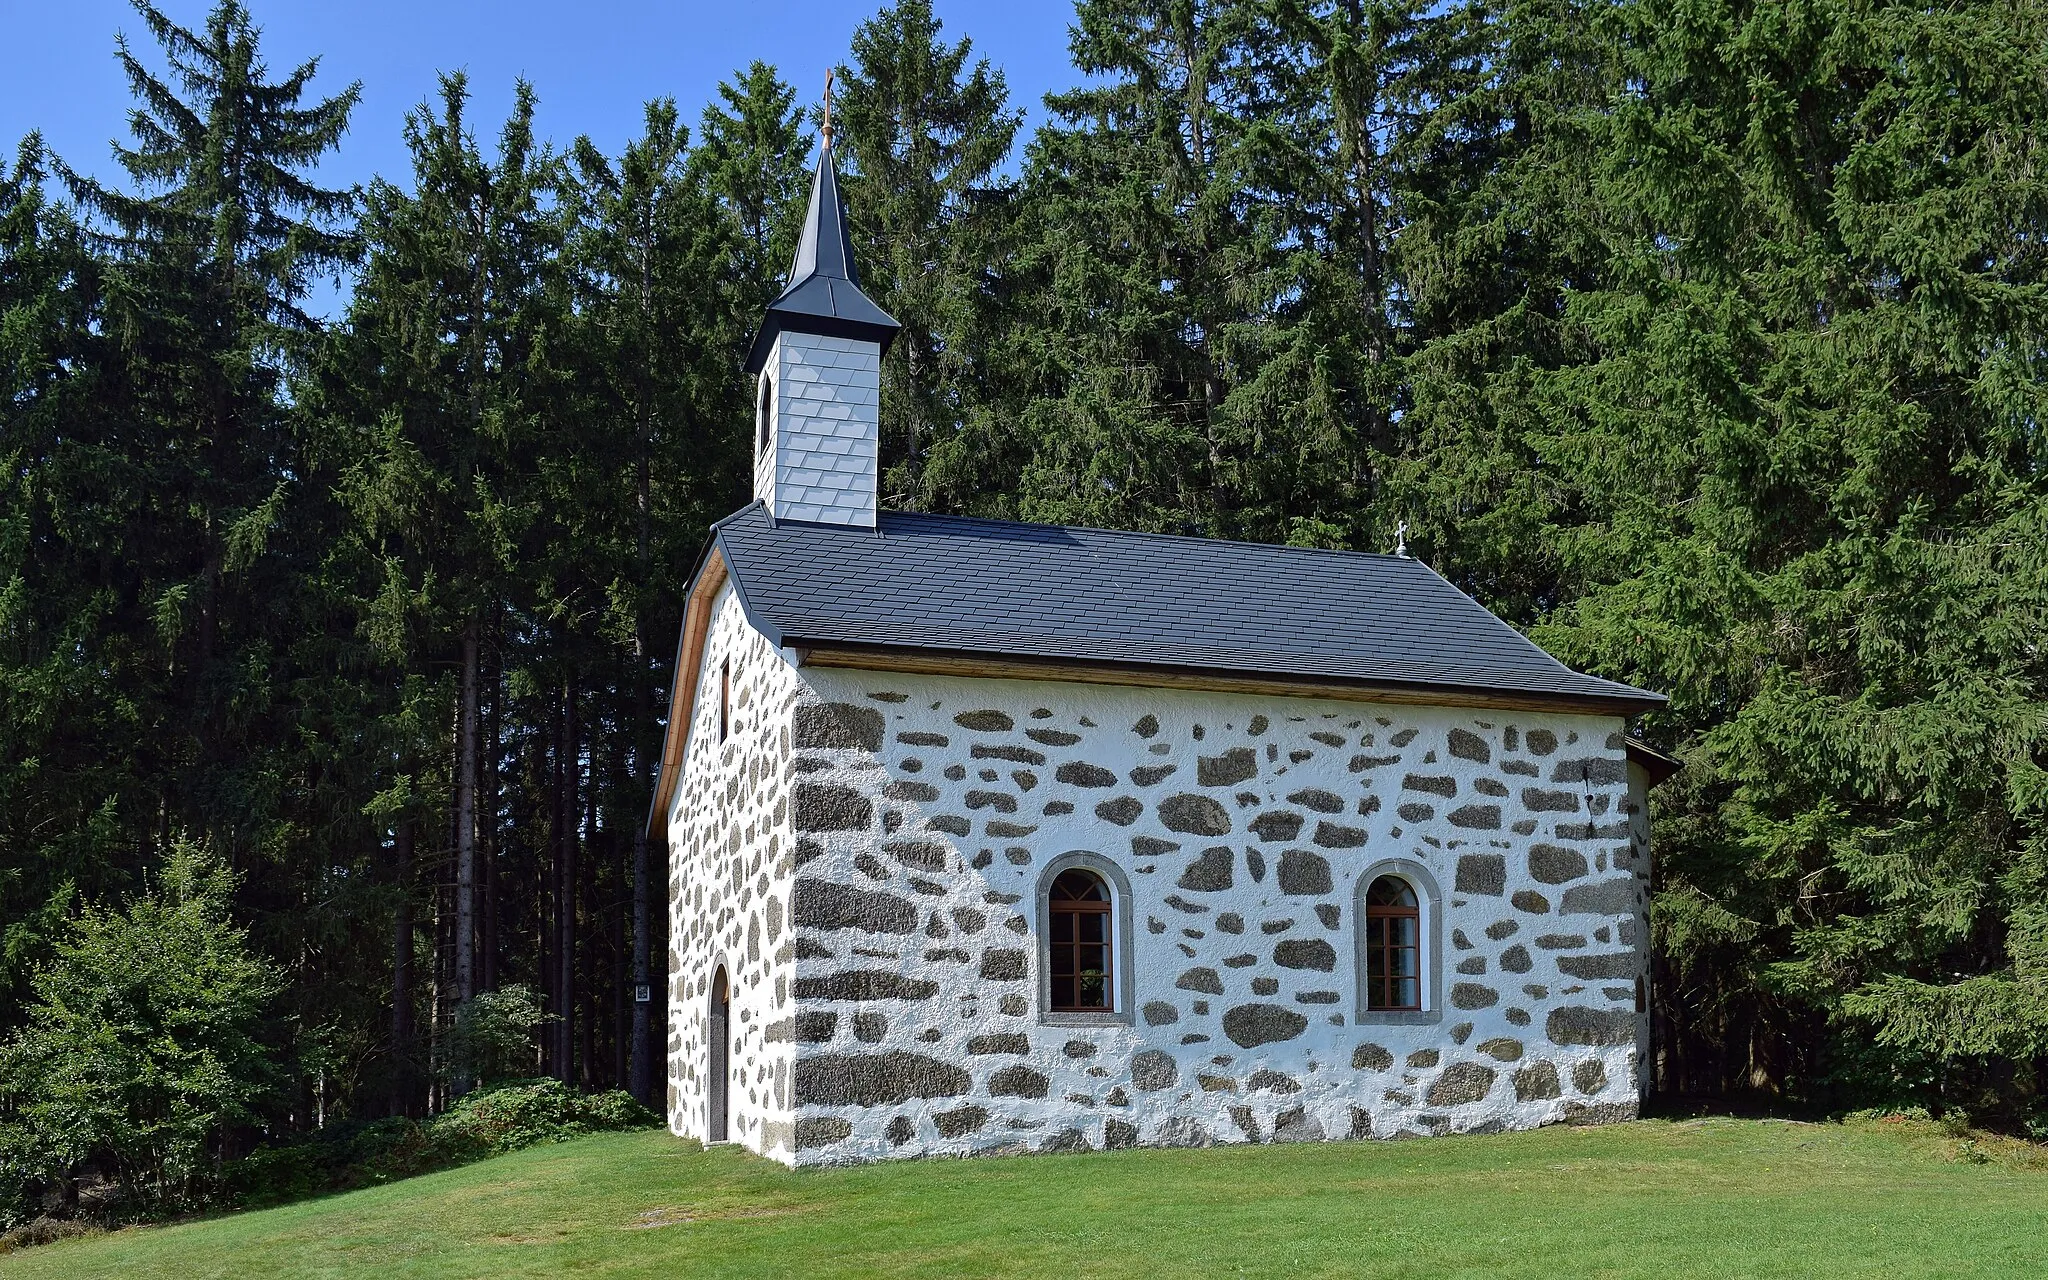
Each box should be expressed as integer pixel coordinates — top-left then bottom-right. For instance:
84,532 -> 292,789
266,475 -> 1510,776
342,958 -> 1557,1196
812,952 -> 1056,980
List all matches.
1364,875 -> 1422,1011
757,373 -> 774,457
1048,868 -> 1113,1011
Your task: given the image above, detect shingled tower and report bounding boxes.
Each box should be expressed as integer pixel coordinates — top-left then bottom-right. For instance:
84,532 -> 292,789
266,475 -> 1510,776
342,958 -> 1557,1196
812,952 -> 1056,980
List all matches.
743,105 -> 900,529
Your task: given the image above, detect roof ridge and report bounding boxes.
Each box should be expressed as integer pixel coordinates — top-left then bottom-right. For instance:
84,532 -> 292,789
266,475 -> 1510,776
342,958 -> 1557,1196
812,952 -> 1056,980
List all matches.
874,507 -> 1420,566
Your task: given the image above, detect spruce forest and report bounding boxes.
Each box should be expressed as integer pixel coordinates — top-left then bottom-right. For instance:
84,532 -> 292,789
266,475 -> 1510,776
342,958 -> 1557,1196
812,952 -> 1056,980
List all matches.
4,0 -> 2046,1179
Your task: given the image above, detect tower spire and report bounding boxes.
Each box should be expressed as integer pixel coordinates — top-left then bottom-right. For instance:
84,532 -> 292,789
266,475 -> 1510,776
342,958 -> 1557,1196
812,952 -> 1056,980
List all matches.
742,81 -> 899,375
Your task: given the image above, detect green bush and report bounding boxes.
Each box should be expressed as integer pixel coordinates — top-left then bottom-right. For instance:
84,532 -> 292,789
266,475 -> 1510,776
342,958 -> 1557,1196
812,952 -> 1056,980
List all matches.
228,1080 -> 658,1209
0,844 -> 284,1226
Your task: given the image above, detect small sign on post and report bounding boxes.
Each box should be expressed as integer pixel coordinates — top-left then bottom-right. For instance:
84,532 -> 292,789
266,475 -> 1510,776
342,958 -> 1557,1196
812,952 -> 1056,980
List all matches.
634,984 -> 652,1004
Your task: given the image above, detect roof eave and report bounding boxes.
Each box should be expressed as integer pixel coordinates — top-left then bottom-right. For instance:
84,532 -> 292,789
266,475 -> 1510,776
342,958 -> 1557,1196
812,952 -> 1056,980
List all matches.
787,639 -> 1668,718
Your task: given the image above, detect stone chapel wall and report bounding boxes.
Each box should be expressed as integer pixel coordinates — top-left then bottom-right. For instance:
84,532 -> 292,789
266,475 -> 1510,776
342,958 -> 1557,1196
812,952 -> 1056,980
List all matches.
777,668 -> 1651,1165
664,583 -> 801,1159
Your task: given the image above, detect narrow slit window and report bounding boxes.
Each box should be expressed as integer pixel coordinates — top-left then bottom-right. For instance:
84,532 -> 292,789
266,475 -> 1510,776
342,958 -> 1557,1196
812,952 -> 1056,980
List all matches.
1048,868 -> 1113,1011
757,374 -> 773,457
1365,875 -> 1422,1011
719,660 -> 730,743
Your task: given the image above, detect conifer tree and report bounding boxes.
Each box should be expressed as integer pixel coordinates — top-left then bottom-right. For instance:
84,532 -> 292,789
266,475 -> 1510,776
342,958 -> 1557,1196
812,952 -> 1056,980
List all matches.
834,0 -> 1020,508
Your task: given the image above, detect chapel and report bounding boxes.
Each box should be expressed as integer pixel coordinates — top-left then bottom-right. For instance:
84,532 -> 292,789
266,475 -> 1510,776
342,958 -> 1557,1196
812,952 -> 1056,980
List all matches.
648,131 -> 1674,1166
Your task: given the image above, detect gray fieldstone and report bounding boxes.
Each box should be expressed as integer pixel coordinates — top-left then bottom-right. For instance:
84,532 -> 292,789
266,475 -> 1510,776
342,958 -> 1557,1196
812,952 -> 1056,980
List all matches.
1514,1060 -> 1562,1101
1574,1059 -> 1609,1094
853,1012 -> 889,1043
1477,1037 -> 1524,1062
1448,729 -> 1492,763
1056,762 -> 1118,788
1222,1004 -> 1310,1048
884,779 -> 940,803
1027,728 -> 1082,747
955,710 -> 1015,732
794,1052 -> 971,1106
1407,1049 -> 1440,1068
1451,983 -> 1500,1010
1526,729 -> 1558,755
998,994 -> 1027,1016
1561,878 -> 1639,915
1142,1001 -> 1180,1025
1499,945 -> 1533,973
792,879 -> 917,934
1039,1128 -> 1093,1154
973,743 -> 1046,766
967,1033 -> 1031,1055
1475,778 -> 1509,797
1134,714 -> 1161,738
988,1065 -> 1052,1098
1449,805 -> 1502,830
1522,788 -> 1581,812
1095,797 -> 1144,825
1456,854 -> 1507,896
881,839 -> 948,871
898,731 -> 949,747
1131,1049 -> 1179,1091
1105,1119 -> 1139,1149
1547,1006 -> 1637,1046
1552,757 -> 1628,785
1248,1069 -> 1302,1094
1246,850 -> 1267,882
1063,1040 -> 1098,1058
1353,1043 -> 1394,1071
1178,847 -> 1235,892
1217,912 -> 1245,934
1287,788 -> 1345,813
1558,953 -> 1637,979
1397,803 -> 1436,823
1529,844 -> 1590,884
1160,794 -> 1233,835
1512,890 -> 1551,913
1456,956 -> 1487,975
928,816 -> 971,837
1277,849 -> 1333,895
965,790 -> 1017,813
1130,764 -> 1177,786
1132,835 -> 1180,857
1198,748 -> 1258,786
793,702 -> 885,752
1564,1100 -> 1639,1126
1403,773 -> 1457,798
986,821 -> 1036,838
1536,933 -> 1587,949
886,1115 -> 916,1147
980,949 -> 1027,981
795,1116 -> 854,1149
795,1012 -> 838,1042
793,971 -> 939,1001
1313,820 -> 1367,848
1486,919 -> 1520,940
1275,938 -> 1337,971
1250,812 -> 1305,842
1426,1062 -> 1496,1106
1175,966 -> 1225,995
793,783 -> 872,832
1273,1107 -> 1326,1143
932,1104 -> 989,1137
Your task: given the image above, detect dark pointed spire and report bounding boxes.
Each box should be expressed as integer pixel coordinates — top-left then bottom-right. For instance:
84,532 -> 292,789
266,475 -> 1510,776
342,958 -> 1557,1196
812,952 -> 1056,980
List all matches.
743,132 -> 900,374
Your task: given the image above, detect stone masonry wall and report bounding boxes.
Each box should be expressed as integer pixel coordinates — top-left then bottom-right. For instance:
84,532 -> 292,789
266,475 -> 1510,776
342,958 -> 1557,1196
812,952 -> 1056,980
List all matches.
763,330 -> 879,527
777,668 -> 1651,1165
664,582 -> 800,1159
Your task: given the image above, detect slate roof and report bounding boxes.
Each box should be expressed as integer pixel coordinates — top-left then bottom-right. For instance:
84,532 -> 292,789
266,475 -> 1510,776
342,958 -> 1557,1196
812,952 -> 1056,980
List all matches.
743,141 -> 899,374
705,503 -> 1663,713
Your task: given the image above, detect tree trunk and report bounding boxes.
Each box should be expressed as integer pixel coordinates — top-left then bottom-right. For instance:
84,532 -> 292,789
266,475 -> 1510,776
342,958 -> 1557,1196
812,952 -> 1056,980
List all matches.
390,820 -> 416,1117
455,619 -> 479,1012
555,676 -> 579,1085
482,617 -> 501,992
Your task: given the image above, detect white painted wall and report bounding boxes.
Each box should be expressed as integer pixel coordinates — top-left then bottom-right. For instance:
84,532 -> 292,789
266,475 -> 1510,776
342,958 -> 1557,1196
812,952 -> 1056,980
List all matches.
761,330 -> 879,528
665,583 -> 801,1160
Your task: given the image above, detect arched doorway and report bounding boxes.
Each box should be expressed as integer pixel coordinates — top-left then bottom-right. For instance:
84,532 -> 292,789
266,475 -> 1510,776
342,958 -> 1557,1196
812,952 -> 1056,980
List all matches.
707,966 -> 730,1143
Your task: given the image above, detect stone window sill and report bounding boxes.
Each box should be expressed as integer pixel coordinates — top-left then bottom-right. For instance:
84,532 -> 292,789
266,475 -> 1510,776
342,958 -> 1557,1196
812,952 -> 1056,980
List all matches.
1355,1009 -> 1443,1026
1040,1010 -> 1132,1028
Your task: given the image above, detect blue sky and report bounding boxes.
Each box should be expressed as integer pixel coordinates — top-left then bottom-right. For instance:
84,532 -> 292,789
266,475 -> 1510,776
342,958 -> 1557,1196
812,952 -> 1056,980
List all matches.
4,0 -> 1080,199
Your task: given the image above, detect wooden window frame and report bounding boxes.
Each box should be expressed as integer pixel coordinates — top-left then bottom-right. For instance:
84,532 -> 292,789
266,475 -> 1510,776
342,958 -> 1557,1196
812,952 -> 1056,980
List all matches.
1353,858 -> 1442,1025
1364,877 -> 1422,1012
1048,869 -> 1114,1013
1035,852 -> 1134,1027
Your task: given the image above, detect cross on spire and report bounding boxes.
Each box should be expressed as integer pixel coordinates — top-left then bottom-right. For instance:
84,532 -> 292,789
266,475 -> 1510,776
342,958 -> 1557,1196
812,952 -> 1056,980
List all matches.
822,69 -> 835,147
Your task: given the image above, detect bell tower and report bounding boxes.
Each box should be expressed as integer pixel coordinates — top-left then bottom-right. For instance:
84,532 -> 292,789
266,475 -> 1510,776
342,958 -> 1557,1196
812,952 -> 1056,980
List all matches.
743,77 -> 900,528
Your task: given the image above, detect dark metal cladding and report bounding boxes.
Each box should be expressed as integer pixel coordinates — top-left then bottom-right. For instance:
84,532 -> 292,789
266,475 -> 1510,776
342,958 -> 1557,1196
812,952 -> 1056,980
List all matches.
707,503 -> 1666,711
744,142 -> 900,373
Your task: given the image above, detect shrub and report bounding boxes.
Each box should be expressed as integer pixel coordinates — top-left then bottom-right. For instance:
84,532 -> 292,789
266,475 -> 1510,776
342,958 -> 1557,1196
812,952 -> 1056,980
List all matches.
0,844 -> 284,1226
227,1079 -> 658,1209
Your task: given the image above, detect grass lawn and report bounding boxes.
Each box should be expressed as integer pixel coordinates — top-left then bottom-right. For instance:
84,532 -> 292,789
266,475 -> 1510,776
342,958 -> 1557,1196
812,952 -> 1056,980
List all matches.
9,1116 -> 2047,1278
